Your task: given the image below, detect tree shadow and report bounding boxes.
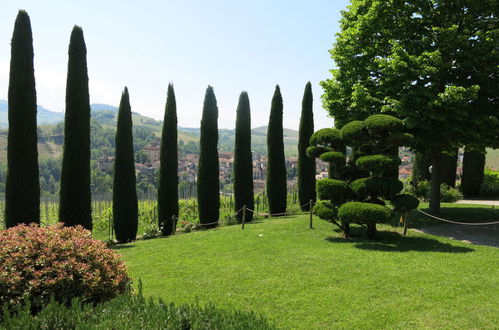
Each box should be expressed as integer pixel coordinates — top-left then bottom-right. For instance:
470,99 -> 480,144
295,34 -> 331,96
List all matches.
112,244 -> 135,250
325,231 -> 474,253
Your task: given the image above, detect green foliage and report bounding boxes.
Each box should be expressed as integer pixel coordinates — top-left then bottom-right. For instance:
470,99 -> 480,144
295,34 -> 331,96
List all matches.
415,181 -> 462,203
59,26 -> 92,230
340,121 -> 368,145
298,82 -> 316,211
316,178 -> 350,205
390,194 -> 420,213
351,177 -> 403,201
440,151 -> 458,187
338,202 -> 392,226
309,128 -> 343,150
306,145 -> 327,158
1,290 -> 274,329
158,84 -> 179,235
481,169 -> 499,197
234,91 -> 255,221
412,152 -> 432,183
319,151 -> 345,167
113,88 -> 138,243
266,85 -> 287,215
365,115 -> 403,137
197,86 -> 220,226
462,149 -> 486,197
355,154 -> 401,176
0,224 -> 130,315
312,200 -> 337,221
5,10 -> 40,228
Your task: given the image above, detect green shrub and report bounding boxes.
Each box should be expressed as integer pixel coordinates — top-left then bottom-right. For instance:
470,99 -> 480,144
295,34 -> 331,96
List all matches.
441,184 -> 462,202
416,180 -> 462,202
480,169 -> 499,197
386,132 -> 413,146
351,177 -> 403,200
364,114 -> 403,137
306,145 -> 327,158
340,120 -> 368,145
390,194 -> 420,212
319,151 -> 346,166
338,202 -> 392,225
309,128 -> 343,149
0,224 -> 131,314
1,290 -> 275,329
316,179 -> 351,205
355,154 -> 401,176
350,177 -> 371,200
313,200 -> 338,221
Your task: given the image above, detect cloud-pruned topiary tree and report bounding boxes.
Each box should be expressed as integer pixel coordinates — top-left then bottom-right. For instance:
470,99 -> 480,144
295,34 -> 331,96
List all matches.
5,10 -> 40,228
309,114 -> 418,239
59,26 -> 92,230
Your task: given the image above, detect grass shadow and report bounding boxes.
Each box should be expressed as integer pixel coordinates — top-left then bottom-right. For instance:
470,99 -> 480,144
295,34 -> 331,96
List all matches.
400,205 -> 499,229
325,231 -> 474,253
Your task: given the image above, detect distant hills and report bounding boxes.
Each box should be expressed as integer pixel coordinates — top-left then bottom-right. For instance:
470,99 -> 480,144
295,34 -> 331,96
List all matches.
0,100 -> 300,162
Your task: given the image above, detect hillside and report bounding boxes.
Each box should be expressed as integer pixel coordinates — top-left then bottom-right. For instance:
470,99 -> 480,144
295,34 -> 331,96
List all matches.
0,101 -> 300,160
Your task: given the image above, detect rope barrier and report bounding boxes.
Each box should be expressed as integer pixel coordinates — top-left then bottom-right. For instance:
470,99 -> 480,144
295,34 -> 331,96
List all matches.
417,209 -> 499,226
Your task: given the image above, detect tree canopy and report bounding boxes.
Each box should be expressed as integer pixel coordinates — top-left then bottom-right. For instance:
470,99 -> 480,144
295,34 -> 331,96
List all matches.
321,0 -> 498,211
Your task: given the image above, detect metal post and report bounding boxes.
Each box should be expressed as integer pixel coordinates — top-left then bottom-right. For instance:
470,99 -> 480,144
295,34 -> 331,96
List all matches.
242,205 -> 246,230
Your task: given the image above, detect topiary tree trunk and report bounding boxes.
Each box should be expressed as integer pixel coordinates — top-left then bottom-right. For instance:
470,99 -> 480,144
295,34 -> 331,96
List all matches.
462,148 -> 486,197
266,85 -> 287,215
234,91 -> 254,222
5,10 -> 40,228
197,86 -> 220,227
158,84 -> 178,235
298,82 -> 316,211
113,87 -> 138,242
59,26 -> 92,230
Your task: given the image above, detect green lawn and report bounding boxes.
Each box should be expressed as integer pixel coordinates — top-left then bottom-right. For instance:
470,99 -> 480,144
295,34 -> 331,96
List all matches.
117,208 -> 499,329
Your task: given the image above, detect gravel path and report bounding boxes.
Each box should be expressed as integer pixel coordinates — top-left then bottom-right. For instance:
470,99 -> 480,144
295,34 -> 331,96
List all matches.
416,199 -> 499,248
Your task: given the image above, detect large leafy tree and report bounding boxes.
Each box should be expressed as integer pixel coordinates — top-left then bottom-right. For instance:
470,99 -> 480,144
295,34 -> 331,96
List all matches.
5,10 -> 40,228
113,87 -> 138,242
197,86 -> 220,227
321,0 -> 498,212
59,26 -> 92,229
158,84 -> 178,235
234,91 -> 254,222
298,82 -> 316,211
266,85 -> 287,215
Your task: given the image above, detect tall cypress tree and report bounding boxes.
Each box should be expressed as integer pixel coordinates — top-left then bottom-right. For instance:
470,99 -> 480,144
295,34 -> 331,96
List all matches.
113,87 -> 138,242
197,86 -> 220,228
234,91 -> 254,222
59,26 -> 92,230
5,10 -> 40,228
158,84 -> 178,235
462,148 -> 486,197
266,85 -> 287,215
297,82 -> 315,211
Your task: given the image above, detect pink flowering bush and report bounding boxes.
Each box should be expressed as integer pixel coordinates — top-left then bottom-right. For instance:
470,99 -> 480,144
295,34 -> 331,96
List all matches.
0,223 -> 131,313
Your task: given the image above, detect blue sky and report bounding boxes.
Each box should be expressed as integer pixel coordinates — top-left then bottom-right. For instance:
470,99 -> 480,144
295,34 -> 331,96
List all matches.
0,0 -> 349,129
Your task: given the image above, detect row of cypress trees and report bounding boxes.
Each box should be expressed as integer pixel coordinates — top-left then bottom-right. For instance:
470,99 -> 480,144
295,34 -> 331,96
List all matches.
4,10 -> 317,238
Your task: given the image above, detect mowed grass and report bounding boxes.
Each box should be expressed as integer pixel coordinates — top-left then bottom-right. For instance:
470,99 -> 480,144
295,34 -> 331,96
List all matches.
117,210 -> 499,329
